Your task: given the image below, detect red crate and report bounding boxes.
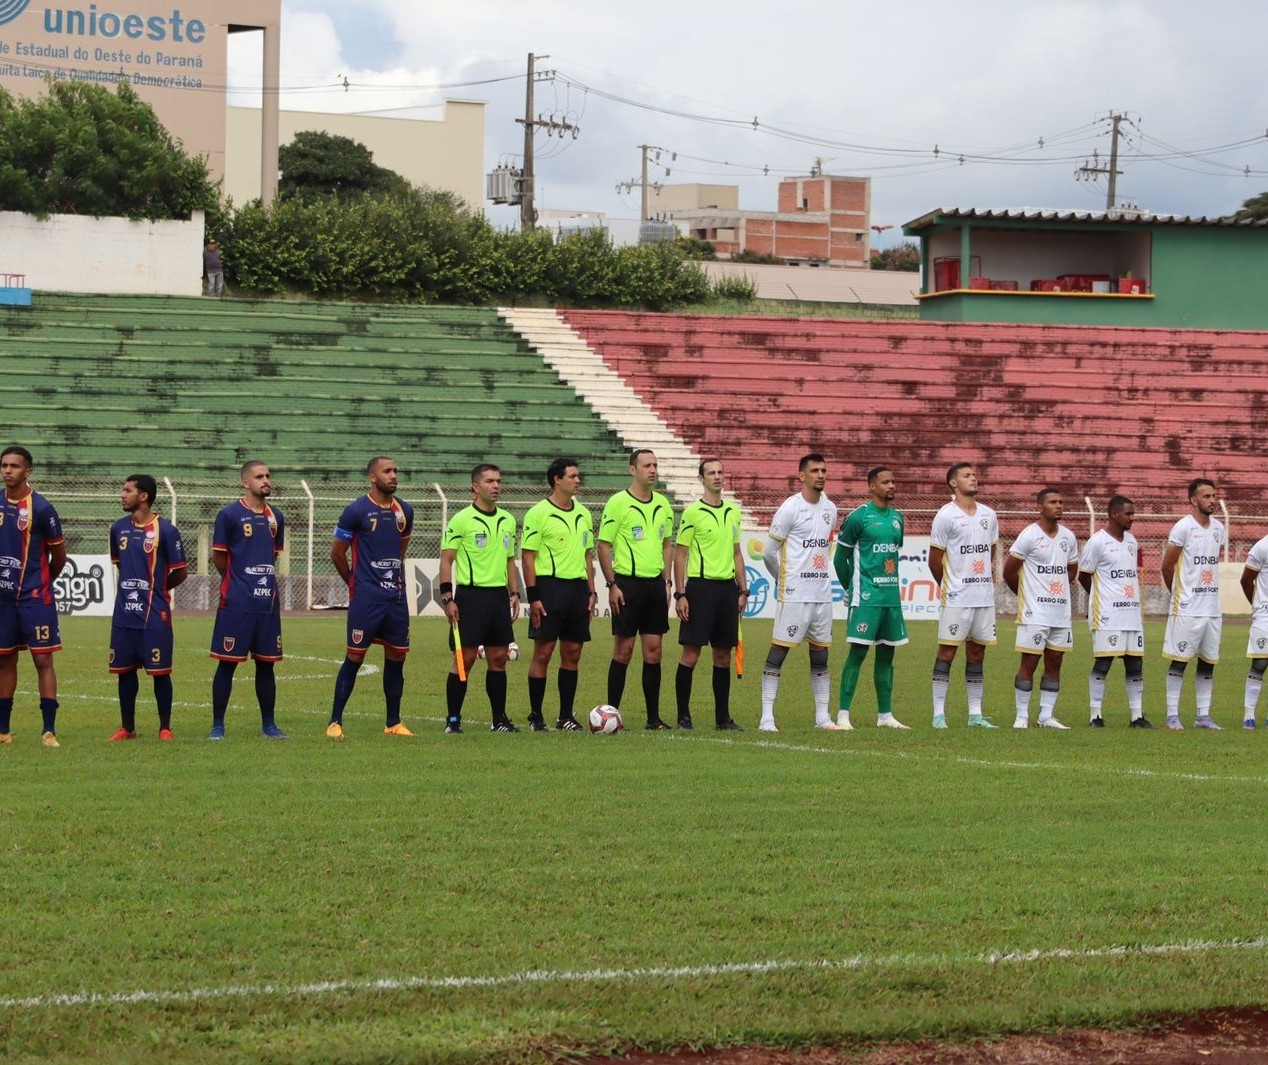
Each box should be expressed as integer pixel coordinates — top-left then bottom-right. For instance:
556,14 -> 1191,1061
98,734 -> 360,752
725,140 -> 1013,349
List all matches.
989,279 -> 1018,291
1118,277 -> 1147,294
968,276 -> 990,290
932,255 -> 981,291
1031,279 -> 1064,292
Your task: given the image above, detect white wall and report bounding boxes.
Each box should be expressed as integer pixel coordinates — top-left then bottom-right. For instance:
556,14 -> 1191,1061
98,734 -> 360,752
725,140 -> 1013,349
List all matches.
0,210 -> 205,296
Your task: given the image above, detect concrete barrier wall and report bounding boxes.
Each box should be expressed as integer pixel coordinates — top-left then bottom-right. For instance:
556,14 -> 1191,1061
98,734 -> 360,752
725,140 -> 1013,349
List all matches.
0,210 -> 205,296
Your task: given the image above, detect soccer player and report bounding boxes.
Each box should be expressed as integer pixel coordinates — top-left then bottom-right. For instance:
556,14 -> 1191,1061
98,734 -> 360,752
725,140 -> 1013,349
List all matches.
759,453 -> 838,732
208,460 -> 288,740
440,463 -> 521,733
1161,477 -> 1225,730
1078,495 -> 1149,727
598,449 -> 675,729
1003,488 -> 1079,730
521,457 -> 597,732
0,446 -> 66,747
108,474 -> 188,741
672,458 -> 746,731
1239,532 -> 1268,729
929,462 -> 999,729
326,456 -> 414,740
833,466 -> 908,730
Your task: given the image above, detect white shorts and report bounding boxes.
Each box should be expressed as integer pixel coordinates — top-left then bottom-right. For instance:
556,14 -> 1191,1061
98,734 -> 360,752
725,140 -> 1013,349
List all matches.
1091,629 -> 1144,657
1162,615 -> 1222,663
1246,625 -> 1268,660
771,600 -> 833,648
1015,625 -> 1073,652
937,605 -> 996,646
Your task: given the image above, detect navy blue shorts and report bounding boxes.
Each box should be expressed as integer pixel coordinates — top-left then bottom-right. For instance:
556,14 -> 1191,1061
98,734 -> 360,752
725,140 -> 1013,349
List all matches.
347,598 -> 410,655
0,599 -> 62,655
210,608 -> 283,662
110,624 -> 174,674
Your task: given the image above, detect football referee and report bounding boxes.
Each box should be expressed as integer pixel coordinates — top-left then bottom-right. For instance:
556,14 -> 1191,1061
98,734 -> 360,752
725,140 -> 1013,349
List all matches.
521,458 -> 598,732
598,449 -> 675,729
673,458 -> 746,731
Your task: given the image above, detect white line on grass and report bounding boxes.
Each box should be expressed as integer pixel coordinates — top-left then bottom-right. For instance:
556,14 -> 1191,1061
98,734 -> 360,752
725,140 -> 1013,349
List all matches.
673,734 -> 1268,785
2,936 -> 1265,1012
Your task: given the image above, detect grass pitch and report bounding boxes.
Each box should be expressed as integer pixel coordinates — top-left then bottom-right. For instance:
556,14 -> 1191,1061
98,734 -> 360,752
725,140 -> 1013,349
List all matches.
2,616 -> 1266,1063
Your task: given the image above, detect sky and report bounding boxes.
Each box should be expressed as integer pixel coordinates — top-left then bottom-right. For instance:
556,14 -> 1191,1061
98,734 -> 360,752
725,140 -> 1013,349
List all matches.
227,0 -> 1268,245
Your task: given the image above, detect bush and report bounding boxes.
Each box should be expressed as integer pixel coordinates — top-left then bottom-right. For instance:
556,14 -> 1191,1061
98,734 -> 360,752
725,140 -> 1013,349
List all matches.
710,273 -> 757,302
731,248 -> 782,265
218,192 -> 711,308
0,81 -> 216,221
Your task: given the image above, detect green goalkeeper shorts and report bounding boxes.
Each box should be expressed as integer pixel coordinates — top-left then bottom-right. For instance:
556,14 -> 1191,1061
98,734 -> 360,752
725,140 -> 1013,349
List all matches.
845,604 -> 908,646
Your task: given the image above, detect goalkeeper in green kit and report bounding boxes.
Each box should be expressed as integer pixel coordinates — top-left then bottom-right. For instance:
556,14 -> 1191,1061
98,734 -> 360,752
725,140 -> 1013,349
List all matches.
833,466 -> 910,729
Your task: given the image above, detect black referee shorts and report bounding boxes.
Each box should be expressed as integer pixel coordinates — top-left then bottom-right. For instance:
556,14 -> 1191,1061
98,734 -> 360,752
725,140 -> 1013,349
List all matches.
678,578 -> 741,649
610,576 -> 670,638
452,585 -> 515,649
528,576 -> 592,644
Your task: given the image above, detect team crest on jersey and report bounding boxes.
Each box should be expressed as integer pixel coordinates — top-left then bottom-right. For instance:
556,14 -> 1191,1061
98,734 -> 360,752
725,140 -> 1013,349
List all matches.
352,629 -> 364,644
632,525 -> 645,541
1033,633 -> 1044,645
949,624 -> 959,636
265,505 -> 278,539
16,503 -> 28,531
503,535 -> 511,550
855,622 -> 867,634
393,505 -> 407,533
786,624 -> 799,638
1109,634 -> 1119,646
222,637 -> 236,652
1178,641 -> 1188,653
475,533 -> 488,548
892,520 -> 900,531
979,518 -> 988,530
1258,638 -> 1266,650
143,529 -> 157,554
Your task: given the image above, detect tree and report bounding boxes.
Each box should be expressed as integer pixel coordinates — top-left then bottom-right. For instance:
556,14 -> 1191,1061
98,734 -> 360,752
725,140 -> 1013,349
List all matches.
870,241 -> 921,272
0,80 -> 216,220
278,131 -> 410,199
1234,191 -> 1268,221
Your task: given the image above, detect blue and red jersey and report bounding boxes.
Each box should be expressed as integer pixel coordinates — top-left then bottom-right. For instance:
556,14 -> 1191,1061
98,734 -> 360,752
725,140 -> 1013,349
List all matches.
109,515 -> 188,629
213,500 -> 285,613
0,490 -> 64,604
334,494 -> 414,604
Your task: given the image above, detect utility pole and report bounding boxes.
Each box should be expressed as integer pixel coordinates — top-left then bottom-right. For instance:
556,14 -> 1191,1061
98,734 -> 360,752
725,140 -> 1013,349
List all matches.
616,145 -> 674,221
1077,112 -> 1132,210
513,53 -> 580,231
520,52 -> 537,232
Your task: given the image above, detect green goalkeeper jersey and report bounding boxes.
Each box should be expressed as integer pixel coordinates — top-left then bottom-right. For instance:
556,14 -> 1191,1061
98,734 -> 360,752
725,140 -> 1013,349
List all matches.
835,501 -> 904,608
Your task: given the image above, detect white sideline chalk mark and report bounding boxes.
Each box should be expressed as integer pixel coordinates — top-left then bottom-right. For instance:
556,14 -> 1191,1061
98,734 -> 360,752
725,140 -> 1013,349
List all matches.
677,734 -> 1268,785
3,936 -> 1265,1012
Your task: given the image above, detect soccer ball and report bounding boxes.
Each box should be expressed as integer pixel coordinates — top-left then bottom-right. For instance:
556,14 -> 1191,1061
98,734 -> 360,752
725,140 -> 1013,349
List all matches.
508,641 -> 520,662
588,704 -> 623,734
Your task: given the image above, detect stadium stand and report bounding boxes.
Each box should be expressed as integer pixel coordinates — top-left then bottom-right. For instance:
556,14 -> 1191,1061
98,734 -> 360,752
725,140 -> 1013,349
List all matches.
558,310 -> 1268,531
0,294 -> 629,492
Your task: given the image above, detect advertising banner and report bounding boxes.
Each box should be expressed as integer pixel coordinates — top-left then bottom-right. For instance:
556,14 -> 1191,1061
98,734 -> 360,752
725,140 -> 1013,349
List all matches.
53,554 -> 114,616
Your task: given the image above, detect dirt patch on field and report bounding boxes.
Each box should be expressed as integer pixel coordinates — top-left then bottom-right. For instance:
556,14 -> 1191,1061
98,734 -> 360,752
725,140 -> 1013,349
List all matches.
586,1006 -> 1268,1063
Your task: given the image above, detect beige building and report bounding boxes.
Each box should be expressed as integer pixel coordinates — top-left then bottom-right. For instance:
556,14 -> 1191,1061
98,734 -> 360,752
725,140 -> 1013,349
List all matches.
647,184 -> 739,214
0,0 -> 281,201
226,100 -> 486,209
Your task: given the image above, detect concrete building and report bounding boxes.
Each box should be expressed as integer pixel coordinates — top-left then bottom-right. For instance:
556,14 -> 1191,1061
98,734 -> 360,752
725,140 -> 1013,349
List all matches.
0,0 -> 281,202
226,100 -> 486,209
663,175 -> 872,267
904,207 -> 1268,328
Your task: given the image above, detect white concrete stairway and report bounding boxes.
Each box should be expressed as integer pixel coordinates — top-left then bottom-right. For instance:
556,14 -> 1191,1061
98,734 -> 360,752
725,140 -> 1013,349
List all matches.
497,307 -> 703,503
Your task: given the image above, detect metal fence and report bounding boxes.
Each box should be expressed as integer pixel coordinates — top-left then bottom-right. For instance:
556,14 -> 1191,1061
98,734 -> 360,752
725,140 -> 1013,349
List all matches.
44,479 -> 1268,615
